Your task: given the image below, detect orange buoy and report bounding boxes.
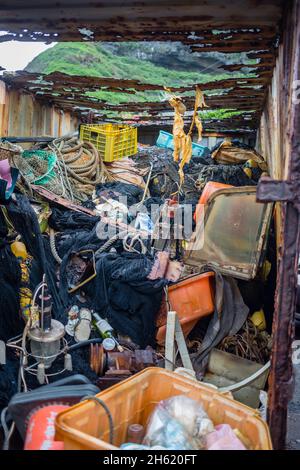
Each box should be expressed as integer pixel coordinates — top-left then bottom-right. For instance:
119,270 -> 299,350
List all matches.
24,405 -> 68,450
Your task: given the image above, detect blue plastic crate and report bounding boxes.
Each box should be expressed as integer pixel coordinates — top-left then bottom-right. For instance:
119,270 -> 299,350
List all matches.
156,130 -> 174,150
156,130 -> 209,157
192,142 -> 210,157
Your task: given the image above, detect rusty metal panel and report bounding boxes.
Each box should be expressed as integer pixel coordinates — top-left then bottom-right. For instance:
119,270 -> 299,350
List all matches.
257,0 -> 300,450
0,70 -> 278,133
0,1 -> 284,42
0,0 -> 283,134
0,79 -> 79,138
257,45 -> 287,180
0,80 -> 9,136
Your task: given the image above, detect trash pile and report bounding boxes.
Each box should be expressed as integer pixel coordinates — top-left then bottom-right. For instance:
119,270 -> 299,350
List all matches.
121,396 -> 247,450
0,125 -> 274,450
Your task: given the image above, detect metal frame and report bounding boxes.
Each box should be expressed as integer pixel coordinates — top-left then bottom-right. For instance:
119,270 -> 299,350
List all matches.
257,0 -> 300,450
185,186 -> 273,279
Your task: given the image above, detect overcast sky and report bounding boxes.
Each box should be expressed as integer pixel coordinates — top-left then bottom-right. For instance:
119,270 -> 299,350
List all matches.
0,41 -> 56,73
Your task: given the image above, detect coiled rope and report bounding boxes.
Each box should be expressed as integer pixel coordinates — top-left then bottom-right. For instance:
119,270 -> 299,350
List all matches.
49,136 -> 111,197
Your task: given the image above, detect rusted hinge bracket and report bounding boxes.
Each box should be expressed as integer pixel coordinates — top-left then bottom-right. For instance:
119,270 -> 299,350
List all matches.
257,176 -> 297,204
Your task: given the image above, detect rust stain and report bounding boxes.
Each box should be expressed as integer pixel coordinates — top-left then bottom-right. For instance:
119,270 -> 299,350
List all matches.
0,71 -> 275,133
0,1 -> 284,132
256,0 -> 300,449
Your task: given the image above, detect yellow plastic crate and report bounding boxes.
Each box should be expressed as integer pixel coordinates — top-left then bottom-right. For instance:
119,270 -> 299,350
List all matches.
80,123 -> 137,162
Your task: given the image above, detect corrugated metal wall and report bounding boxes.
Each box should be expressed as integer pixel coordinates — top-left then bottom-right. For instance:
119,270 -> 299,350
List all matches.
256,38 -> 295,248
0,80 -> 79,138
256,0 -> 300,448
257,41 -> 294,181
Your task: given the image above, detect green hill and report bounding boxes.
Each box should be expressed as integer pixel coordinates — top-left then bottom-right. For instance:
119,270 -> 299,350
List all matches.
25,42 -> 250,119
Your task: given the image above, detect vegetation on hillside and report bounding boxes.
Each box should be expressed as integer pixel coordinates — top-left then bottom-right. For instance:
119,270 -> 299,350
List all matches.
26,42 -> 252,118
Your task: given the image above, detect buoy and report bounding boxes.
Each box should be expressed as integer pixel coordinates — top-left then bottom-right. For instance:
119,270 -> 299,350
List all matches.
24,405 -> 68,450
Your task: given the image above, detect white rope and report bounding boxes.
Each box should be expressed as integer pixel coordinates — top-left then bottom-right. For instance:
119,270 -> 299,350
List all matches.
123,232 -> 147,254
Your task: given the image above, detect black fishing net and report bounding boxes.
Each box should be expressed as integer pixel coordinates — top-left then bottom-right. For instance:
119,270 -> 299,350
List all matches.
48,207 -> 100,232
55,221 -> 123,313
134,146 -> 261,205
6,194 -> 64,318
196,162 -> 260,187
210,139 -> 256,154
0,207 -> 23,340
0,208 -> 7,238
95,181 -> 144,206
0,360 -> 19,408
56,226 -> 102,256
81,199 -> 97,210
82,252 -> 167,348
57,249 -> 166,346
0,241 -> 24,341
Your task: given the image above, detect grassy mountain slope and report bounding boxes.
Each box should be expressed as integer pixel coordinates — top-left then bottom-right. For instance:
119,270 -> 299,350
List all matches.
27,43 -> 244,97
25,42 -> 249,120
26,42 -> 234,84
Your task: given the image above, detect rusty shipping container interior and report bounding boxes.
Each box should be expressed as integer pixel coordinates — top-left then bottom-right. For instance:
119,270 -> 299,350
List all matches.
0,0 -> 299,452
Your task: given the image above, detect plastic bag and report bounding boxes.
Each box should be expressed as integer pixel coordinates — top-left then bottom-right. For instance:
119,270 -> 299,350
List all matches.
143,395 -> 214,450
144,405 -> 199,450
134,212 -> 154,232
206,424 -> 246,450
0,159 -> 12,189
259,390 -> 268,421
164,395 -> 214,438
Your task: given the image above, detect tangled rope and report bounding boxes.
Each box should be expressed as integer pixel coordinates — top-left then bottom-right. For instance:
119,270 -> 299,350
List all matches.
95,230 -> 147,256
50,227 -> 148,267
12,136 -> 112,202
95,230 -> 128,256
218,319 -> 272,364
123,232 -> 147,254
50,136 -> 110,197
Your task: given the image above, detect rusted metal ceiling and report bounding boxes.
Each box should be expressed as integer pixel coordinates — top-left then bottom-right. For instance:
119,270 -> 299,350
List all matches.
1,71 -> 270,132
0,1 -> 283,43
0,1 -> 284,133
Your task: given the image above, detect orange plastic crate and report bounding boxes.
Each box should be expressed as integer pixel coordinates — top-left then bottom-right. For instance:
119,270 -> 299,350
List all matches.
156,272 -> 215,344
55,368 -> 272,450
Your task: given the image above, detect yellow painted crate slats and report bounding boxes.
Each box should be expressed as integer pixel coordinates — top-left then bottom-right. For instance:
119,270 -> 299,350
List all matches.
80,123 -> 137,162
